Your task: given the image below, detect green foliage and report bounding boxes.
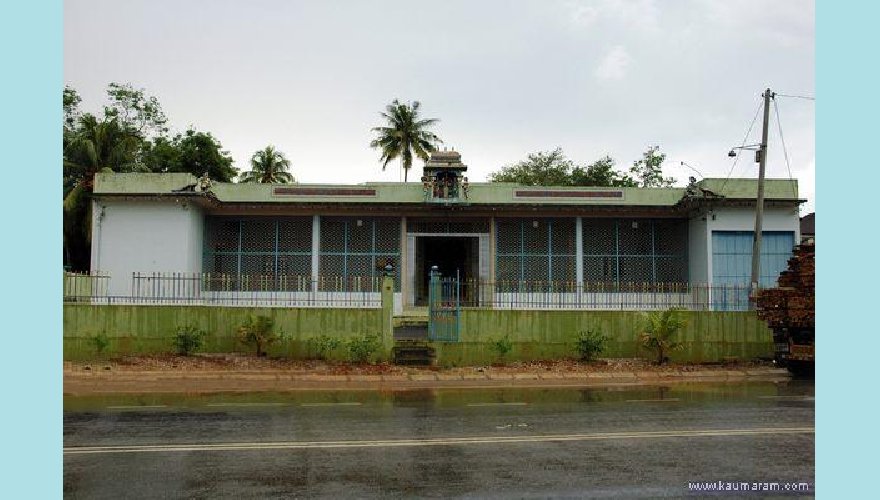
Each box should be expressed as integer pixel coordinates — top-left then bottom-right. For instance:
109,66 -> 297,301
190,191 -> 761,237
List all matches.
489,335 -> 513,363
640,308 -> 686,365
629,146 -> 676,187
346,334 -> 382,364
237,315 -> 279,357
103,82 -> 169,138
173,325 -> 207,356
89,332 -> 110,357
370,99 -> 443,182
570,156 -> 637,187
141,128 -> 238,182
307,335 -> 342,360
240,145 -> 295,183
575,330 -> 610,361
489,148 -> 637,187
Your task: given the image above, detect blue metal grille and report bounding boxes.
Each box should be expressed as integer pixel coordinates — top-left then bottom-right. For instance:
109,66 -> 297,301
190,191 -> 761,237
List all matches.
428,272 -> 460,342
203,217 -> 312,290
582,218 -> 688,285
319,217 -> 401,291
495,218 -> 577,282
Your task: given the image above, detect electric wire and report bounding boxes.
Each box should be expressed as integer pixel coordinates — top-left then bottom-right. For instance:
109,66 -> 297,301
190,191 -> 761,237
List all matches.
719,97 -> 763,196
775,93 -> 815,101
772,99 -> 799,199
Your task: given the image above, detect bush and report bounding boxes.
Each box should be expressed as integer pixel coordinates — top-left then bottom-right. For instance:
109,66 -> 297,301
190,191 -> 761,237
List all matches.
640,308 -> 686,365
347,334 -> 382,364
489,335 -> 513,363
173,325 -> 207,356
89,332 -> 110,357
237,315 -> 278,357
307,335 -> 342,360
575,330 -> 609,362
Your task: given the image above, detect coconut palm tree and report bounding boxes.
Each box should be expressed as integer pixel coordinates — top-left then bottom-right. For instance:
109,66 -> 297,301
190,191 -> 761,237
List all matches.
369,99 -> 442,182
239,145 -> 295,183
63,114 -> 142,271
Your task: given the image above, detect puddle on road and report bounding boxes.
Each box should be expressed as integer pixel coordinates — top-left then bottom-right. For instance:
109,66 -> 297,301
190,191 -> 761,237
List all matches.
64,380 -> 814,412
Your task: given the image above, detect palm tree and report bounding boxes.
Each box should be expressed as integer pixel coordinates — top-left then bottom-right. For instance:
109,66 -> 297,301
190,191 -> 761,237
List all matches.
369,99 -> 442,182
240,145 -> 295,183
63,114 -> 141,271
639,308 -> 686,365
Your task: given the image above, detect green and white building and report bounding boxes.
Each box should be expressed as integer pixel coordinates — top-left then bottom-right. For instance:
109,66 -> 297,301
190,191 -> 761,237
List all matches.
86,151 -> 802,311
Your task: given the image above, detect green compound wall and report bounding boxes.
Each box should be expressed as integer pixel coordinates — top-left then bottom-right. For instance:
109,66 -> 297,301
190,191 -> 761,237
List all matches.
63,305 -> 386,361
431,309 -> 773,366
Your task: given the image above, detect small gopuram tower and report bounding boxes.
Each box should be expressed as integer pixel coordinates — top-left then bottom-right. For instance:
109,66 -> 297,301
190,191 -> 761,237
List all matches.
421,149 -> 469,202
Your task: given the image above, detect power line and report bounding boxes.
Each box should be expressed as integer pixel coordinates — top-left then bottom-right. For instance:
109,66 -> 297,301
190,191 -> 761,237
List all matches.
773,99 -> 799,199
776,93 -> 815,101
719,97 -> 763,196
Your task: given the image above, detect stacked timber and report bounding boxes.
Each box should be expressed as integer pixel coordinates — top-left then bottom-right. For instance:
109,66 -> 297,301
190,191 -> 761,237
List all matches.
756,243 -> 815,328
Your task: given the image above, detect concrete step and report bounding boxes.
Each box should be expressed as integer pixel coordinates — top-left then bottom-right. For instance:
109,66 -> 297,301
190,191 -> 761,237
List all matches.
392,341 -> 436,366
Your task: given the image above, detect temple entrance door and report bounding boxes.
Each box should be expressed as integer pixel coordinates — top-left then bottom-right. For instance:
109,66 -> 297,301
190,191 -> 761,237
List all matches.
414,236 -> 478,306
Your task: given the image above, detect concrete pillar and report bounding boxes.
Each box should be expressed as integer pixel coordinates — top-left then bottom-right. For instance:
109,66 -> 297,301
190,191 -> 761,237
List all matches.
576,217 -> 584,284
400,216 -> 407,308
311,215 -> 320,292
381,274 -> 395,360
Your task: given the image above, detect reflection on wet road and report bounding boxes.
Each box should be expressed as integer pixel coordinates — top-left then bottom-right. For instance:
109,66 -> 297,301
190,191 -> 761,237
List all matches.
64,381 -> 814,498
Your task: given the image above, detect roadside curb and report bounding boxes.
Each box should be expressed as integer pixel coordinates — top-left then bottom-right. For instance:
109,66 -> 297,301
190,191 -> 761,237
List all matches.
63,368 -> 791,395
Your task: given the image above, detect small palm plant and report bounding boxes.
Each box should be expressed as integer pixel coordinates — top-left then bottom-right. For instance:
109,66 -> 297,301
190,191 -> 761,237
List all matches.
640,308 -> 686,365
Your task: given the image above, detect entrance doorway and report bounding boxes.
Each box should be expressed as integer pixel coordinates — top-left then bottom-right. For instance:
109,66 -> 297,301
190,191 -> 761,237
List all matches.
414,236 -> 478,306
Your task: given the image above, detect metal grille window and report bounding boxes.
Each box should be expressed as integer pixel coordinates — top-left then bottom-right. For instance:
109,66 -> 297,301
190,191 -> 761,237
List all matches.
203,217 -> 313,290
319,217 -> 401,291
495,218 -> 577,282
582,218 -> 688,285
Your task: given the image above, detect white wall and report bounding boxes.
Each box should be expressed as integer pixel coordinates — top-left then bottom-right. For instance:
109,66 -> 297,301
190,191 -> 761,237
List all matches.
91,199 -> 204,296
703,206 -> 800,285
688,216 -> 709,283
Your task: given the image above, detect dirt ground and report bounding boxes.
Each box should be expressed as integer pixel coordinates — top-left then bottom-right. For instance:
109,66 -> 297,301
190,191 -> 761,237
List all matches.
65,353 -> 774,376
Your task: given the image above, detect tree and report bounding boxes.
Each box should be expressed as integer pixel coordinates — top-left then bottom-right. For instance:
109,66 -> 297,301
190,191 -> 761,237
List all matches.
570,156 -> 637,187
370,99 -> 442,182
142,129 -> 238,182
63,85 -> 82,132
103,82 -> 169,139
240,145 -> 295,183
630,146 -> 675,187
489,148 -> 574,186
63,113 -> 143,271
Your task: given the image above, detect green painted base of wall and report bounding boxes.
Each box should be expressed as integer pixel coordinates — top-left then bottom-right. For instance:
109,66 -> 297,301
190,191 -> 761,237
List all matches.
431,310 -> 773,367
64,305 -> 772,366
64,305 -> 386,361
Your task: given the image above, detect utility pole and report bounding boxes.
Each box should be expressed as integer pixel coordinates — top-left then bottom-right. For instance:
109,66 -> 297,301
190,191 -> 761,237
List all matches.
750,88 -> 774,305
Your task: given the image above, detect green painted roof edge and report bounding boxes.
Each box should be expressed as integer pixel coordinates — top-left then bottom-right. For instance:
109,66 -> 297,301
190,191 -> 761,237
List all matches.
93,172 -> 800,206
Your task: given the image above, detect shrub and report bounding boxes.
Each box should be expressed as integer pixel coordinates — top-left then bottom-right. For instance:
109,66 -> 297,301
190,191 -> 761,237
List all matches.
639,308 -> 686,365
575,330 -> 609,362
89,332 -> 110,357
347,334 -> 382,364
237,315 -> 278,357
489,335 -> 513,363
173,325 -> 207,356
307,335 -> 342,360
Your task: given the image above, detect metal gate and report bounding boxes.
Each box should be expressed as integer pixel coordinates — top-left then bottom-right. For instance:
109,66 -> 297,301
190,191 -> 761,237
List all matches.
428,267 -> 460,342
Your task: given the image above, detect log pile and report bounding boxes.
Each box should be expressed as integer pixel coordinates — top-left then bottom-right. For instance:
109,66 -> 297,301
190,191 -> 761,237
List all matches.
756,243 -> 815,328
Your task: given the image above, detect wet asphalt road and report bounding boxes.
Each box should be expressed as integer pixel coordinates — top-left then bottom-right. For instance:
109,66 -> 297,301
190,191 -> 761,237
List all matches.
64,381 -> 814,498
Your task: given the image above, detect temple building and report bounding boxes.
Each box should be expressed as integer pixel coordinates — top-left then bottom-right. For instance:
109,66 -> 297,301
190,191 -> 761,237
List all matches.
87,150 -> 802,311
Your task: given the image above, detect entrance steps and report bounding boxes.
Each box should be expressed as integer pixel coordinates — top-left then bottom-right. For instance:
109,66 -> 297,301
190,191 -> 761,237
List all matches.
392,340 -> 436,366
393,309 -> 429,340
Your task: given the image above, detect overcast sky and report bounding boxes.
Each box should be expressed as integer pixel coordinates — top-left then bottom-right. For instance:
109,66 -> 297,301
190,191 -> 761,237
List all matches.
64,0 -> 815,212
